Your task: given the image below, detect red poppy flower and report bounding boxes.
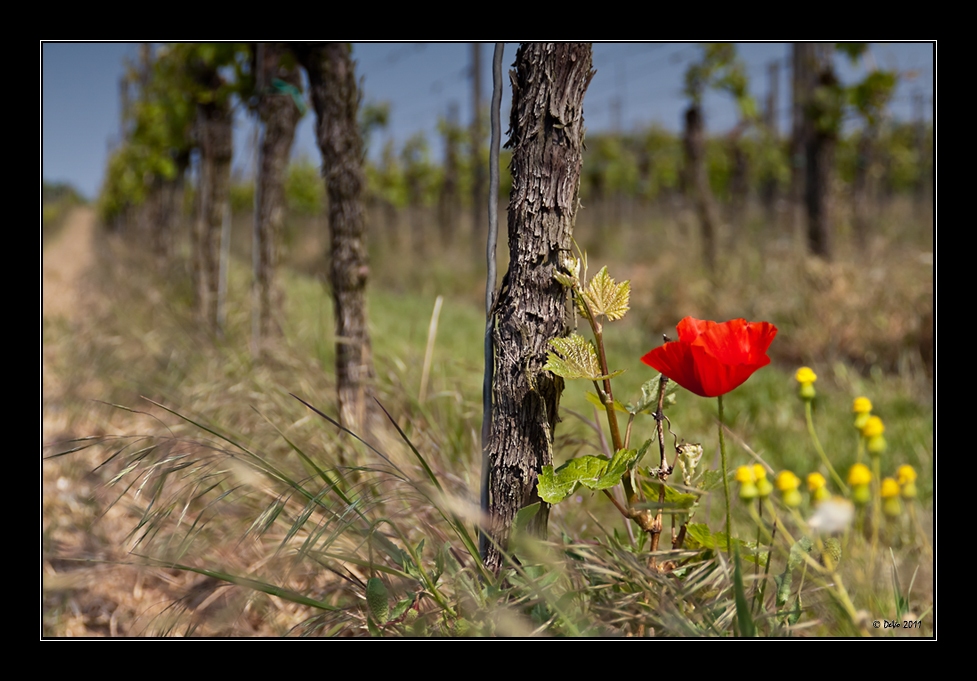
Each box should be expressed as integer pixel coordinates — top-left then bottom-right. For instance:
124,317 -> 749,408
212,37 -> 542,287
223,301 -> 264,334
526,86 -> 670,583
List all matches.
641,317 -> 778,398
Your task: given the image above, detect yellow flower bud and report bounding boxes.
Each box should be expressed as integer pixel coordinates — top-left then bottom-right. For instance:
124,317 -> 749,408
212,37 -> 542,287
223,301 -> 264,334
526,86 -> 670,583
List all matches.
739,481 -> 759,501
812,485 -> 832,503
883,496 -> 903,518
861,416 -> 884,438
807,472 -> 826,492
896,465 -> 917,486
867,435 -> 887,455
752,464 -> 772,497
847,463 -> 871,487
795,367 -> 817,400
852,397 -> 872,414
898,465 -> 919,500
782,488 -> 803,508
880,477 -> 900,499
795,367 -> 817,384
736,465 -> 759,502
776,470 -> 801,492
735,465 -> 756,484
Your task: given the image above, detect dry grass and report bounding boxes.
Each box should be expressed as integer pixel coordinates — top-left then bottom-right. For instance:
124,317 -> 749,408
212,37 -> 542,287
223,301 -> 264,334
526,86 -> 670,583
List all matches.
42,196 -> 933,637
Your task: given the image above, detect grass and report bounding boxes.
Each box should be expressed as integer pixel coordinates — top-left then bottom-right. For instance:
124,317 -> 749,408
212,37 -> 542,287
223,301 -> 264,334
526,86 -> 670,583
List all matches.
42,197 -> 933,636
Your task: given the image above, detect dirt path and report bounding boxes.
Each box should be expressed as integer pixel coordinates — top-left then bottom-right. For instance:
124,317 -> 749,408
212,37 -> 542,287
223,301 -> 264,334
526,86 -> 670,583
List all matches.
43,206 -> 97,320
42,210 -> 186,637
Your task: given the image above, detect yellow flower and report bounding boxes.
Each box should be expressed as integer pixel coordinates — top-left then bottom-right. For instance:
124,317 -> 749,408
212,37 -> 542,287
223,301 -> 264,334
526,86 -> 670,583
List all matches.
776,471 -> 802,507
897,465 -> 918,499
882,479 -> 903,517
861,416 -> 884,438
735,465 -> 756,483
860,416 -> 887,455
752,464 -> 773,497
735,465 -> 758,501
853,397 -> 873,430
807,472 -> 831,503
795,367 -> 817,384
896,465 -> 917,485
880,477 -> 900,499
848,463 -> 871,487
795,367 -> 817,400
807,472 -> 826,492
776,470 -> 801,492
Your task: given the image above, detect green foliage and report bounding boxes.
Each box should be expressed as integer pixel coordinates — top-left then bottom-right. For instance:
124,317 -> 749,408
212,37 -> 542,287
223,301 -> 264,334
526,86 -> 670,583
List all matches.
401,132 -> 439,206
581,134 -> 640,199
849,70 -> 897,127
636,126 -> 683,200
99,43 -> 253,225
579,266 -> 631,322
43,180 -> 85,206
285,157 -> 325,215
366,139 -> 408,208
537,448 -> 639,504
733,548 -> 756,637
229,178 -> 254,214
685,43 -> 757,122
366,577 -> 390,625
835,42 -> 869,62
544,333 -> 622,382
360,101 -> 390,152
43,181 -> 85,243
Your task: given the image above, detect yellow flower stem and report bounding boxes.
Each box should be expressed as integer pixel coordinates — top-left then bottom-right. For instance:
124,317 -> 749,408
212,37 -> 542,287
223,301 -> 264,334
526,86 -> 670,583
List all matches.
718,394 -> 731,558
746,502 -> 776,616
780,505 -> 865,634
805,400 -> 847,494
747,502 -> 774,545
870,456 -> 882,574
757,512 -> 777,616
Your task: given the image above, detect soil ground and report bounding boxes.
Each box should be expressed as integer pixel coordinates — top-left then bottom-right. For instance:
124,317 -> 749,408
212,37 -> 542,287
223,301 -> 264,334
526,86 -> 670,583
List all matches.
42,208 -> 269,637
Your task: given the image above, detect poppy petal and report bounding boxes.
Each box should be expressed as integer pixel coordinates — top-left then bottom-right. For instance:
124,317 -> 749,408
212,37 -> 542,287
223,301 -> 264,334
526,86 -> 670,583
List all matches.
643,317 -> 777,398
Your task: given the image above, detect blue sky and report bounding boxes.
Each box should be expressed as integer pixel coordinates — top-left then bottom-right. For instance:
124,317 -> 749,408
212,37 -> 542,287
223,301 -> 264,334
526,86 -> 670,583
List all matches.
41,42 -> 935,200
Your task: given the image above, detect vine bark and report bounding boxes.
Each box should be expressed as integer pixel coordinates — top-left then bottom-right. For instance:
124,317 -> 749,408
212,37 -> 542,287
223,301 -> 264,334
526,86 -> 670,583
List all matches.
293,43 -> 375,432
483,43 -> 593,575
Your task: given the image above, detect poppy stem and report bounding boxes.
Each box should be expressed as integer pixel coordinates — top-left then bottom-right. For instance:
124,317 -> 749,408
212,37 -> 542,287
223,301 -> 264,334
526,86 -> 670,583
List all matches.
718,394 -> 732,558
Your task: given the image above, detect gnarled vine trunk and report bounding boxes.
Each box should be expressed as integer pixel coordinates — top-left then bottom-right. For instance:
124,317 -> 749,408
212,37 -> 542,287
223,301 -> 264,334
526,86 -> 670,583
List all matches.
483,43 -> 593,575
253,43 -> 303,348
684,104 -> 720,273
293,43 -> 375,432
194,96 -> 233,330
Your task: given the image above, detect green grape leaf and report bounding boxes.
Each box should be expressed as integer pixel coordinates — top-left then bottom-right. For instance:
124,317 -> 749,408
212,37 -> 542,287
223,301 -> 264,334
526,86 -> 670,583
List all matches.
580,266 -> 631,321
662,484 -> 698,509
514,502 -> 543,534
537,449 -> 638,504
699,469 -> 728,492
684,523 -> 761,563
584,390 -> 629,413
628,375 -> 678,414
544,334 -> 623,381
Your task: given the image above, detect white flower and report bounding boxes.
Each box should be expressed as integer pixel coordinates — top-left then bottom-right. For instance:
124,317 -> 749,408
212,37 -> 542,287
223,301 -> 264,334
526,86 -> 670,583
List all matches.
807,497 -> 854,534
